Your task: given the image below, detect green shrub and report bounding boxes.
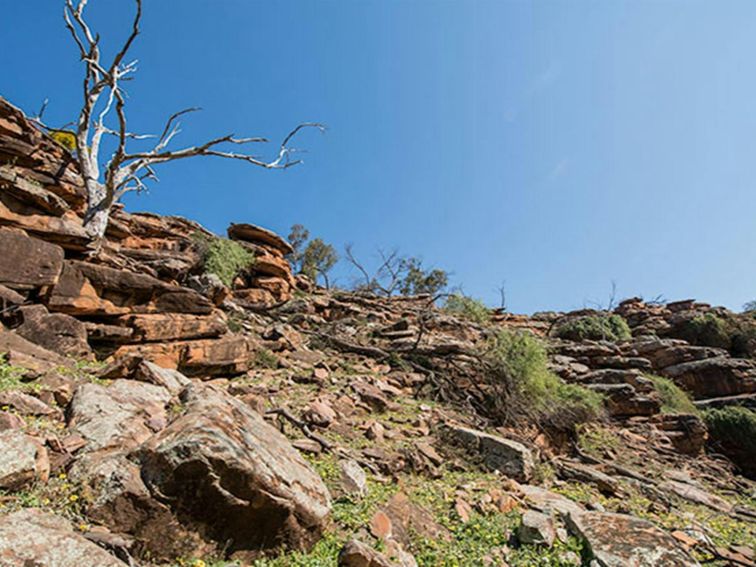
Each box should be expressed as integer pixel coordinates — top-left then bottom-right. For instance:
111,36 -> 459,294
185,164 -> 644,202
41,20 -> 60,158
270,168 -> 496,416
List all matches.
483,330 -> 603,430
730,313 -> 756,359
674,313 -> 731,349
704,407 -> 756,478
444,294 -> 491,325
554,314 -> 631,342
193,233 -> 254,287
646,374 -> 697,414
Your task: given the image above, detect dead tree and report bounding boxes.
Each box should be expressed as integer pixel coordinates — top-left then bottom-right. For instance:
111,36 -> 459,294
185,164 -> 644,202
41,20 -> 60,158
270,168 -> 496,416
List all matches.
63,0 -> 323,245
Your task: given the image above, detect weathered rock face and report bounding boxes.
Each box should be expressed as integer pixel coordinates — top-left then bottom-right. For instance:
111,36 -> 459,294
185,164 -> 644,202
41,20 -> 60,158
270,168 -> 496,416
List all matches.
137,383 -> 331,555
68,380 -> 172,453
13,304 -> 91,359
566,511 -> 699,567
228,222 -> 296,305
116,312 -> 227,343
662,357 -> 756,399
0,327 -> 73,373
442,423 -> 535,482
113,334 -> 255,376
228,222 -> 294,256
0,228 -> 64,290
70,451 -> 203,560
651,413 -> 708,455
0,430 -> 49,489
0,508 -> 128,567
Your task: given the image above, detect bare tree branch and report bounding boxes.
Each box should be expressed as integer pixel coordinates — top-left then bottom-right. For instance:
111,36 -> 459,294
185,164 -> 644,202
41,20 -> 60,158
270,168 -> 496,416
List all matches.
61,0 -> 323,246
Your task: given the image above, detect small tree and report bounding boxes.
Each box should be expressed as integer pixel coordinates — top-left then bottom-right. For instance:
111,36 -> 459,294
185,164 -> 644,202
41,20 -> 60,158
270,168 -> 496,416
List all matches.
287,224 -> 310,267
301,238 -> 338,289
744,300 -> 756,313
344,245 -> 448,297
287,224 -> 338,288
61,0 -> 323,245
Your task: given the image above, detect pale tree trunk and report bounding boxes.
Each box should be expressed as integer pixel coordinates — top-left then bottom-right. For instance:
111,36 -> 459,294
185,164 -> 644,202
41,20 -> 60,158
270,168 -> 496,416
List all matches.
64,0 -> 322,253
82,182 -> 112,244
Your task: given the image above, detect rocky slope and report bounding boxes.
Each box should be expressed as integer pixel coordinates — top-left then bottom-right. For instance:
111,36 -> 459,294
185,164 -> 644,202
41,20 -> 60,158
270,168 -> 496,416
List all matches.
0,97 -> 754,566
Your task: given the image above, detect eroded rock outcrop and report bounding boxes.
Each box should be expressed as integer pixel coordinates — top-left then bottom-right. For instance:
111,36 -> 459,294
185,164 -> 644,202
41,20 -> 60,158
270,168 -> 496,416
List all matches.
137,383 -> 331,556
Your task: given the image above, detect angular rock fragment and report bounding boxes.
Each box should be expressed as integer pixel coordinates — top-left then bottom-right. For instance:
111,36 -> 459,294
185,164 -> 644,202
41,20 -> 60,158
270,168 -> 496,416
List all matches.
0,429 -> 49,489
519,510 -> 556,547
442,423 -> 535,482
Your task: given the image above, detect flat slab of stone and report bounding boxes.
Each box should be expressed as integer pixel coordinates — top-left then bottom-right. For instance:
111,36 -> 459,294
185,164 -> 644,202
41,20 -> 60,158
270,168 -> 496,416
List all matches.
228,222 -> 294,255
0,508 -> 127,566
566,511 -> 699,566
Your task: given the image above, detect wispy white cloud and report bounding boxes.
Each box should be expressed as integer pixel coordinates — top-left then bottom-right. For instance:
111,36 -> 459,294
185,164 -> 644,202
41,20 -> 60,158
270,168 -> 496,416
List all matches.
527,61 -> 562,97
548,157 -> 570,181
502,60 -> 563,124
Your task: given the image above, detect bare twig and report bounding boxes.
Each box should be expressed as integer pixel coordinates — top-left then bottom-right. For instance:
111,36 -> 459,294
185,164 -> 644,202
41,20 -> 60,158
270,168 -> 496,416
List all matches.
265,408 -> 334,451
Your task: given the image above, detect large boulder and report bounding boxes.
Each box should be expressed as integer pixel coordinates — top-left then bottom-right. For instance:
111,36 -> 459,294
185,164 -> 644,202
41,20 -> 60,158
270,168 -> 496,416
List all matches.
137,383 -> 331,556
566,511 -> 699,566
0,508 -> 127,566
0,228 -> 63,290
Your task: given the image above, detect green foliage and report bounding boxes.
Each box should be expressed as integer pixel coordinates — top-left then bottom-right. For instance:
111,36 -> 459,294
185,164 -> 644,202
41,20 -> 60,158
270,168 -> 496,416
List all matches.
646,374 -> 698,414
301,238 -> 338,287
675,313 -> 731,349
250,533 -> 343,567
288,225 -> 338,288
554,314 -> 632,342
577,425 -> 622,459
0,355 -> 38,393
253,349 -> 279,370
444,294 -> 490,325
729,313 -> 756,359
483,330 -> 603,429
412,511 -> 515,566
397,258 -> 448,296
193,233 -> 254,287
287,224 -> 310,262
704,407 -> 756,477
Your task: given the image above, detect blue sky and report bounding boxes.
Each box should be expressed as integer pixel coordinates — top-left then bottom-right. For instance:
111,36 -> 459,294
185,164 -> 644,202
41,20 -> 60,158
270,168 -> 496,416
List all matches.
2,1 -> 755,313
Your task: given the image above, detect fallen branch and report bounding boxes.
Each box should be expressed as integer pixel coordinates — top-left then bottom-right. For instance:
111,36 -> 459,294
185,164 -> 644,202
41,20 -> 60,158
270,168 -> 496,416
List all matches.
265,407 -> 334,452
